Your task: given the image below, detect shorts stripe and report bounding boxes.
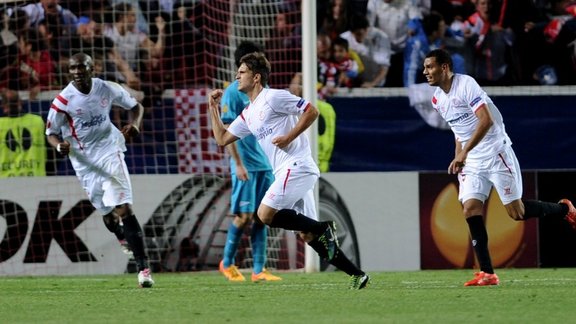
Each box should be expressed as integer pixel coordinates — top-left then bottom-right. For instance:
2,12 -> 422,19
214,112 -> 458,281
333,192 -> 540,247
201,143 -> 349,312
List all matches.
282,169 -> 291,193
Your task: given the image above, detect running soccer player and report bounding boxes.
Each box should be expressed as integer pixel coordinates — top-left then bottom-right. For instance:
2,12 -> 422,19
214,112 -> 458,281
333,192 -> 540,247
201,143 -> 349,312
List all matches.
45,52 -> 154,288
208,52 -> 369,289
218,41 -> 281,282
423,48 -> 576,286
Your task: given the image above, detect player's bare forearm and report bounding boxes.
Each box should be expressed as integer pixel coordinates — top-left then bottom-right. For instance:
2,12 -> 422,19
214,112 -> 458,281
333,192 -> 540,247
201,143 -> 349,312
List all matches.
131,103 -> 144,130
464,105 -> 493,154
209,90 -> 237,146
225,141 -> 248,180
121,103 -> 144,139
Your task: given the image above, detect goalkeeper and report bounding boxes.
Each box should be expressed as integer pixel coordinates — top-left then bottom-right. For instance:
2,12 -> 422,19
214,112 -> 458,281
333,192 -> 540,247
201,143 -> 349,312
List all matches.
218,41 -> 282,282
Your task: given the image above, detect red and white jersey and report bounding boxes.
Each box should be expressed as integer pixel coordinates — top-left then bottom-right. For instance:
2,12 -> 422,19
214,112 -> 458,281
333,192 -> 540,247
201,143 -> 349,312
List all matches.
227,88 -> 318,175
45,78 -> 137,174
431,74 -> 512,160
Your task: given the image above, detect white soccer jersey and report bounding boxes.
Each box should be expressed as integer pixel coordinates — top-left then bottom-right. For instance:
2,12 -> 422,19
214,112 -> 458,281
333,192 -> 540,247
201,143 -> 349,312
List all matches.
45,78 -> 137,175
227,88 -> 318,175
431,74 -> 512,160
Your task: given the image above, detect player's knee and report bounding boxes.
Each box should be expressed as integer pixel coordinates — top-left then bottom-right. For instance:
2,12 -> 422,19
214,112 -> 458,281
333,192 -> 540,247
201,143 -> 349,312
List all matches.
299,232 -> 314,242
505,202 -> 525,220
114,203 -> 133,219
102,213 -> 120,233
506,209 -> 524,221
256,205 -> 274,225
234,213 -> 251,227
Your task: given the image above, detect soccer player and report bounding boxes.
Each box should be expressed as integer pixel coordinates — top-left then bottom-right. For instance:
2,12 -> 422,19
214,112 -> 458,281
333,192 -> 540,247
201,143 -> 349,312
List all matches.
208,52 -> 369,289
45,53 -> 154,288
423,48 -> 576,286
218,41 -> 281,282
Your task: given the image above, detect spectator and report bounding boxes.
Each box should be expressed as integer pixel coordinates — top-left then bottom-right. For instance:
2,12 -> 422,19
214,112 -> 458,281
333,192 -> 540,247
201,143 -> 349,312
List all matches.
0,90 -> 47,177
317,32 -> 338,99
529,0 -> 576,85
366,0 -> 426,86
319,0 -> 350,40
104,3 -> 166,76
104,3 -> 166,106
404,11 -> 465,86
17,29 -> 57,93
19,0 -> 78,66
332,36 -> 362,88
461,0 -> 514,85
1,8 -> 28,72
68,15 -> 140,89
107,0 -> 151,34
340,14 -> 391,87
488,0 -> 546,84
165,1 -> 205,88
265,4 -> 302,89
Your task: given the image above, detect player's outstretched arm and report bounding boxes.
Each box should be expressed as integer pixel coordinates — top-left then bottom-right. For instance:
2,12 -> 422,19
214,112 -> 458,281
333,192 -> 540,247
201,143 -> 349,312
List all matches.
208,89 -> 238,146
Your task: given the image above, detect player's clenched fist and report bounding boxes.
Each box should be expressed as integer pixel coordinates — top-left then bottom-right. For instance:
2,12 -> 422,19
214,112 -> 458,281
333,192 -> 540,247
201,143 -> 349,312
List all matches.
121,124 -> 141,140
209,89 -> 223,108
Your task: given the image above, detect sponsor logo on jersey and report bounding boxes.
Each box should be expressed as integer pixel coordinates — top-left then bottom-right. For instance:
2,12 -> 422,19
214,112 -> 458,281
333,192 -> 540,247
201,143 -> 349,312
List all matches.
432,96 -> 437,105
81,114 -> 107,128
447,112 -> 470,125
255,126 -> 273,140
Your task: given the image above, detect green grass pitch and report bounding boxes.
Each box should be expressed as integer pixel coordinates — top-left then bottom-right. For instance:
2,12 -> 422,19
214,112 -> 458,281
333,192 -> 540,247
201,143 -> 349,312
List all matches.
2,268 -> 575,323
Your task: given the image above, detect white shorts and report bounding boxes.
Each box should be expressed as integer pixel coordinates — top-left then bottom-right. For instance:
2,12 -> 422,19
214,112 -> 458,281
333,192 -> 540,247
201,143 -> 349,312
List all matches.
261,162 -> 319,220
77,151 -> 133,215
458,146 -> 523,205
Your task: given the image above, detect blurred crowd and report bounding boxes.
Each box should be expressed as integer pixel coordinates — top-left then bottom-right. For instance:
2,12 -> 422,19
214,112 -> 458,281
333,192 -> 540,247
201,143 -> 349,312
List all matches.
0,0 -> 575,104
316,0 -> 576,98
0,0 -> 212,106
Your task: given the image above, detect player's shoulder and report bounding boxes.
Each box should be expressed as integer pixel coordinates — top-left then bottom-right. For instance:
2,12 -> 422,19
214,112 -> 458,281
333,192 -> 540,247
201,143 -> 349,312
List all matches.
101,79 -> 124,91
431,87 -> 443,105
54,83 -> 76,103
454,73 -> 477,86
262,88 -> 290,100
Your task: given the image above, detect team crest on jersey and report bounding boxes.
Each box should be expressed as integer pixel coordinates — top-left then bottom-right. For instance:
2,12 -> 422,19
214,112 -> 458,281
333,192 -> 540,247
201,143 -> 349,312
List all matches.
259,110 -> 265,120
100,97 -> 109,107
222,104 -> 229,113
76,108 -> 83,115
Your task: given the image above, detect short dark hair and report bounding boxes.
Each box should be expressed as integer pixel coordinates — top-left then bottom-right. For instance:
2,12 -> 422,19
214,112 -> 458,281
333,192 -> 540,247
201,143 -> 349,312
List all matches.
240,52 -> 271,87
333,37 -> 349,50
426,49 -> 453,71
349,14 -> 369,32
422,11 -> 444,36
234,41 -> 264,68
